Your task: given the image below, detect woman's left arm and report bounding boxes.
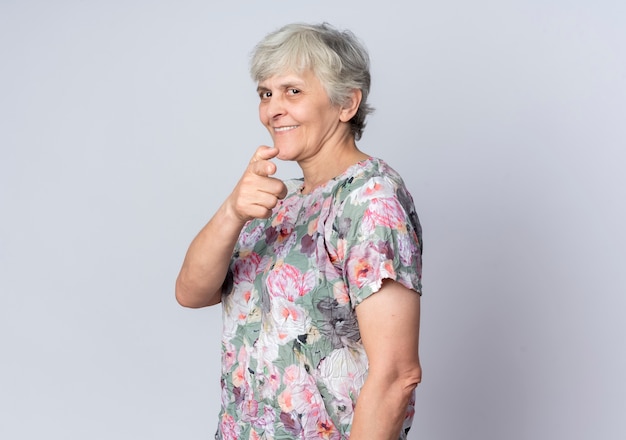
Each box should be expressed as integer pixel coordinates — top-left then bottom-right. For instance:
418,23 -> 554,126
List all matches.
350,279 -> 422,440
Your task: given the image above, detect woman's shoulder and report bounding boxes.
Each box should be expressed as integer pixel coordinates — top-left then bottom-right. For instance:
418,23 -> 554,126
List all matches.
356,157 -> 405,184
332,157 -> 411,202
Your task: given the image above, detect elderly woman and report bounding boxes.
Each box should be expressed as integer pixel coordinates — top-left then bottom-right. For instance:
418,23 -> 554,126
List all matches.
176,23 -> 423,440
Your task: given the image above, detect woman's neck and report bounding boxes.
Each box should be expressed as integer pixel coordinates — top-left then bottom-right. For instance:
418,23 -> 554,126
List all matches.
298,141 -> 370,194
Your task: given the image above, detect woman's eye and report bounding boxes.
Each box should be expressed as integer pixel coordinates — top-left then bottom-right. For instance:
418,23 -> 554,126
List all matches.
259,91 -> 271,99
288,88 -> 300,95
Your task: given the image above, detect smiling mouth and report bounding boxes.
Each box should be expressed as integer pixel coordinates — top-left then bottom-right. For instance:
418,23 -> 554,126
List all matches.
274,125 -> 299,133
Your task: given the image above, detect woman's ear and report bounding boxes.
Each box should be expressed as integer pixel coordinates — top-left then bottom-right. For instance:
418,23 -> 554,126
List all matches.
339,89 -> 362,122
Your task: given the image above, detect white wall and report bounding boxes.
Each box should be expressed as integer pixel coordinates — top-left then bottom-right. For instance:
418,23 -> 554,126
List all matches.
1,1 -> 624,439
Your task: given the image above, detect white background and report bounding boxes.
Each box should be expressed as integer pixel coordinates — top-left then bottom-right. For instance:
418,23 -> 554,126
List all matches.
1,1 -> 625,439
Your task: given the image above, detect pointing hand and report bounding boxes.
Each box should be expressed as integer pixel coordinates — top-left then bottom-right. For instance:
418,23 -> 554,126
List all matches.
227,146 -> 288,222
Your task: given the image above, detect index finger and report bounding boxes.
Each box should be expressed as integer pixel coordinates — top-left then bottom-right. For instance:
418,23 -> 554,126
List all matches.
250,145 -> 279,164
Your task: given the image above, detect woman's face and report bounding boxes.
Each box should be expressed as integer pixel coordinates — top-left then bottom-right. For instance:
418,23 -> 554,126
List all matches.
257,70 -> 346,162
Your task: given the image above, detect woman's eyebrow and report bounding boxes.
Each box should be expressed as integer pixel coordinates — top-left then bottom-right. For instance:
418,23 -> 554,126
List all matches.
257,80 -> 306,93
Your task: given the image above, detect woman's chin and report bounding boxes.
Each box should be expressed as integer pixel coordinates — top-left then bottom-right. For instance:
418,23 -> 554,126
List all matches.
273,146 -> 297,162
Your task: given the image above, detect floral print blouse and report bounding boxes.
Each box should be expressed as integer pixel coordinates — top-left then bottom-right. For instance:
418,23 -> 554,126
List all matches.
217,157 -> 423,440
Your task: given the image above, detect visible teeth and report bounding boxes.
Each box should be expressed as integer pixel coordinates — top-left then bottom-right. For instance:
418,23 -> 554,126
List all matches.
275,125 -> 298,132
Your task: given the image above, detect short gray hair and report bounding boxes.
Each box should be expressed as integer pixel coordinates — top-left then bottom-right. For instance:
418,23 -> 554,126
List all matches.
250,23 -> 373,141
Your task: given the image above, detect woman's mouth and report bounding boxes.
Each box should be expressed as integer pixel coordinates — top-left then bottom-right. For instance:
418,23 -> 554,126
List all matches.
274,125 -> 299,133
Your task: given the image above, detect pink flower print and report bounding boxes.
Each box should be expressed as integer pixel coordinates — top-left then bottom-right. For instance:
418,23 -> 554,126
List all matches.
307,216 -> 319,235
233,252 -> 263,283
353,176 -> 395,202
361,197 -> 406,234
280,362 -> 341,438
316,418 -> 340,440
239,223 -> 266,249
278,388 -> 294,412
282,364 -> 301,385
282,385 -> 318,416
272,207 -> 287,227
266,226 -> 298,260
300,406 -> 340,440
332,282 -> 350,305
382,259 -> 397,280
237,344 -> 253,368
254,405 -> 277,437
279,225 -> 294,242
266,367 -> 281,394
281,365 -> 325,414
363,180 -> 383,197
270,297 -> 310,345
316,195 -> 333,223
220,413 -> 240,440
222,341 -> 237,372
239,398 -> 259,422
265,198 -> 302,247
303,198 -> 323,219
345,242 -> 381,289
230,345 -> 253,388
228,281 -> 257,324
272,195 -> 302,226
334,238 -> 346,264
232,364 -> 246,388
266,262 -> 316,301
237,345 -> 247,363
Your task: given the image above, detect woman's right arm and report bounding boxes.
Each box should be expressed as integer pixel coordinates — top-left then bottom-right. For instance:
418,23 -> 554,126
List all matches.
175,203 -> 247,308
175,146 -> 287,308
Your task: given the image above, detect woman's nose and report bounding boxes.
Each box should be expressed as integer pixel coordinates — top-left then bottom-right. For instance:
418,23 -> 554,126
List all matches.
266,95 -> 285,119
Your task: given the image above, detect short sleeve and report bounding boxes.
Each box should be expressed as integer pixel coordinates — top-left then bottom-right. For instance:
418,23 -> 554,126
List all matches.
335,175 -> 423,307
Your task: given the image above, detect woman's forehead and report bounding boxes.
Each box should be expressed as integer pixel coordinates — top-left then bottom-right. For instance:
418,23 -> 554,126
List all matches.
257,69 -> 319,89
